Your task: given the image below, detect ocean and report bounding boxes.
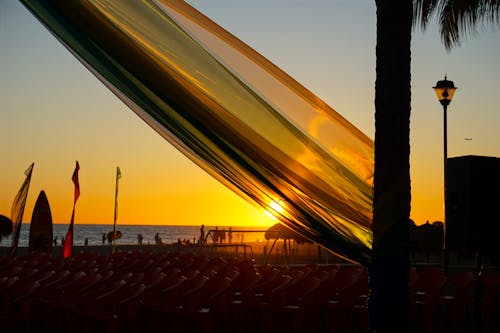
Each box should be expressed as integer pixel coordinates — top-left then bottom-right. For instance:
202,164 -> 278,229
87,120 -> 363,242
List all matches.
0,224 -> 270,248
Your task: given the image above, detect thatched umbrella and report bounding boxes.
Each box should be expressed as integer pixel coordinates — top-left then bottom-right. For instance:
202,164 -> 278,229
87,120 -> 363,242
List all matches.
0,214 -> 13,243
265,223 -> 311,244
264,223 -> 312,265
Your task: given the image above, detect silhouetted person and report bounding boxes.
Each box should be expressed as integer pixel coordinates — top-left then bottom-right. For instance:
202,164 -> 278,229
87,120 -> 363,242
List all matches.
137,233 -> 143,245
220,229 -> 225,243
102,233 -> 106,244
84,237 -> 88,246
199,224 -> 205,244
154,232 -> 162,245
54,236 -> 58,247
212,227 -> 219,244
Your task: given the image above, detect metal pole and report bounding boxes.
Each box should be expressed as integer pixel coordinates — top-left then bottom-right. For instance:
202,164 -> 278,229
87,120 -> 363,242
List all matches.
112,167 -> 120,254
443,103 -> 449,276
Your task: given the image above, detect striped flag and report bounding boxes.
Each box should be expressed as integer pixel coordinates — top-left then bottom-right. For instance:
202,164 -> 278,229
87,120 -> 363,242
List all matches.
9,163 -> 35,256
63,161 -> 80,258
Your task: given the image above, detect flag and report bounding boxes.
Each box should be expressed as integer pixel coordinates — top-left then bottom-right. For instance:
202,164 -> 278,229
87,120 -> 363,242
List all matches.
72,161 -> 80,203
112,166 -> 121,253
63,161 -> 80,258
9,163 -> 34,256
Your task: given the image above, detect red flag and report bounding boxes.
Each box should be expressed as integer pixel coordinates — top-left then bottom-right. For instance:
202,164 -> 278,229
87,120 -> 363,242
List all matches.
63,211 -> 75,258
63,161 -> 80,258
72,161 -> 80,203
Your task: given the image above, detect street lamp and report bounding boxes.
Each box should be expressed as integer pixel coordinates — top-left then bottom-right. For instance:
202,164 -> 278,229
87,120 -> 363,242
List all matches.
434,76 -> 457,107
433,75 -> 457,274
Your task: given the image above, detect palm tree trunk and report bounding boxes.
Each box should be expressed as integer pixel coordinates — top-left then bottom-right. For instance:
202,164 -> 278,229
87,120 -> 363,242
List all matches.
369,1 -> 412,331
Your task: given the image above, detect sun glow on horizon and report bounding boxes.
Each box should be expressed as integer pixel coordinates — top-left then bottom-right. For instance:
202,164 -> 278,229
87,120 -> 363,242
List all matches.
264,199 -> 286,221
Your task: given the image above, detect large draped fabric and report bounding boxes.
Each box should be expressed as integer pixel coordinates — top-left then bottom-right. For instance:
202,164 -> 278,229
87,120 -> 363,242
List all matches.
20,0 -> 374,265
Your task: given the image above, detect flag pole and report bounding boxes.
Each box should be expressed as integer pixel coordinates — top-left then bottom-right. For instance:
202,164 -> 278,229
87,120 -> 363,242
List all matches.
63,161 -> 80,258
112,167 -> 121,254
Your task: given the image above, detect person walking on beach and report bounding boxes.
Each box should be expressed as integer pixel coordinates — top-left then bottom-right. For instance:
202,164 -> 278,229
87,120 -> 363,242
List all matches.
220,229 -> 226,243
102,233 -> 106,244
199,224 -> 205,245
212,227 -> 219,244
138,233 -> 143,245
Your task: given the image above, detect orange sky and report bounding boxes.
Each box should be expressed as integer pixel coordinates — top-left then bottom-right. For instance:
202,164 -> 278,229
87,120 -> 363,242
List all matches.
1,1 -> 499,228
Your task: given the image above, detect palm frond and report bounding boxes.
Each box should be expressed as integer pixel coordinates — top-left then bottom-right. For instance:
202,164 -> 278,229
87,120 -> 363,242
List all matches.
414,0 -> 500,50
413,0 -> 440,29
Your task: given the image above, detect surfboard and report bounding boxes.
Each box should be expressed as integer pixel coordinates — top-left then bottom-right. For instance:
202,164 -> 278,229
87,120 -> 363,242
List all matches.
29,190 -> 53,253
107,230 -> 122,240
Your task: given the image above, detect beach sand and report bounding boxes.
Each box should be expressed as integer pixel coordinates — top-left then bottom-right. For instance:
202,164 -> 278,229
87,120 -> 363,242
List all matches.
1,240 -> 347,266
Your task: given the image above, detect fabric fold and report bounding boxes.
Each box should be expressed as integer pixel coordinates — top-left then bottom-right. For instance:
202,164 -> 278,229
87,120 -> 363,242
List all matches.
20,0 -> 374,264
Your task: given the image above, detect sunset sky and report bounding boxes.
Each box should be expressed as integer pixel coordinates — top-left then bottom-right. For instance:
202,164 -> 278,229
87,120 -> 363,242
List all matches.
1,1 -> 499,227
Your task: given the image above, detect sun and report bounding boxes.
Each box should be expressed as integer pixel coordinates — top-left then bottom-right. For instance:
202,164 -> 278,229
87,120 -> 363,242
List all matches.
264,199 -> 285,221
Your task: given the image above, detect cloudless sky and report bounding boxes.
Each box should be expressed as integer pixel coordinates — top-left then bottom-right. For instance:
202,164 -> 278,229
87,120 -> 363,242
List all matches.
1,1 -> 499,227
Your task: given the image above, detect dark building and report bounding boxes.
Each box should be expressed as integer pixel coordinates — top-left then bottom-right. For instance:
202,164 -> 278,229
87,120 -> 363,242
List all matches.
447,155 -> 500,265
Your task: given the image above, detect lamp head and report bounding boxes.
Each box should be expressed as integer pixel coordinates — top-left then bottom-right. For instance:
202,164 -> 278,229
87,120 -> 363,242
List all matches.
433,75 -> 457,107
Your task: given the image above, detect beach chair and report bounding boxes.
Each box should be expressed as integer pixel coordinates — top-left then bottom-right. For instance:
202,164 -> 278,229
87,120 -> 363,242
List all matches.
411,267 -> 447,333
0,275 -> 19,294
139,273 -> 185,299
139,274 -> 209,333
31,270 -> 85,331
230,268 -> 262,300
0,278 -> 40,333
321,265 -> 364,303
0,265 -> 22,278
182,275 -> 234,333
481,272 -> 500,333
161,266 -> 182,279
441,271 -> 475,332
45,257 -> 66,271
117,271 -> 171,332
270,275 -> 323,333
237,258 -> 256,272
233,273 -> 293,333
229,269 -> 263,333
253,266 -> 281,289
322,267 -> 369,333
77,282 -> 146,333
0,256 -> 10,271
64,257 -> 91,272
65,279 -> 128,333
51,271 -> 106,331
32,269 -> 56,286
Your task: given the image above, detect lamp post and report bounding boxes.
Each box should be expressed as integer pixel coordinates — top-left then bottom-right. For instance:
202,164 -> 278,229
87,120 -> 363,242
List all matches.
433,76 -> 457,274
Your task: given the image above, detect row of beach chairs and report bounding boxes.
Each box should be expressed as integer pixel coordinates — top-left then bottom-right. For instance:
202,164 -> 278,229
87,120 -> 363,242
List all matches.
1,251 -> 500,333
